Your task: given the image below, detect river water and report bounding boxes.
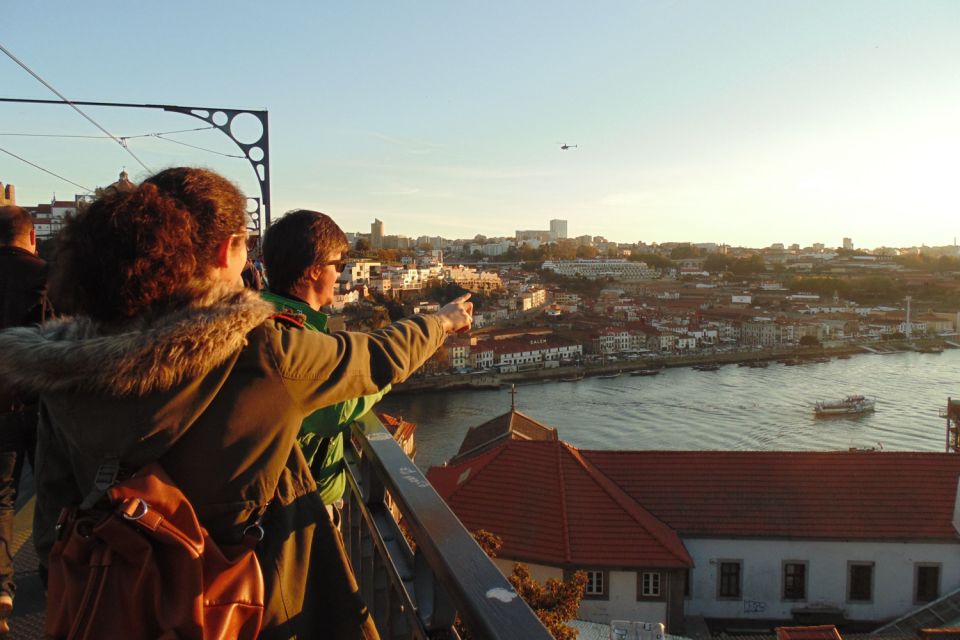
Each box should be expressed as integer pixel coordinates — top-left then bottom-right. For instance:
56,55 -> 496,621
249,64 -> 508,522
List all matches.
378,349 -> 960,471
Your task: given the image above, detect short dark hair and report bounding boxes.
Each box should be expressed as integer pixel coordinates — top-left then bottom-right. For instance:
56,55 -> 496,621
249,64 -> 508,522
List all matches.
0,205 -> 34,245
52,167 -> 247,322
262,209 -> 349,294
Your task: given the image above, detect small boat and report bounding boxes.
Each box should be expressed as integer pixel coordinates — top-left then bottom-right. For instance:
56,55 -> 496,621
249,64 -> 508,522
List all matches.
782,358 -> 803,366
813,357 -> 831,364
630,368 -> 661,377
836,354 -> 852,360
560,374 -> 584,382
693,363 -> 720,371
747,360 -> 769,368
915,345 -> 944,354
597,371 -> 622,379
814,394 -> 876,417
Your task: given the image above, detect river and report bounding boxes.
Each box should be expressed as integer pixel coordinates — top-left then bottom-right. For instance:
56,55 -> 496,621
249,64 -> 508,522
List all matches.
378,349 -> 960,471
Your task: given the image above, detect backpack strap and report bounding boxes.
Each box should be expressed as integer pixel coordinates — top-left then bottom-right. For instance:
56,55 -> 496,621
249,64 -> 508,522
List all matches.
79,455 -> 122,510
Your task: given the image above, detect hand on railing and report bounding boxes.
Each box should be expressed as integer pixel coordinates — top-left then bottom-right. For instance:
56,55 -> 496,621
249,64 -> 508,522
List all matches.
437,294 -> 473,334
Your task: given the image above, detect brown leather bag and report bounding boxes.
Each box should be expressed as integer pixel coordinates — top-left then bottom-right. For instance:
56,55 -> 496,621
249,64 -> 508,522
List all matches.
45,462 -> 265,640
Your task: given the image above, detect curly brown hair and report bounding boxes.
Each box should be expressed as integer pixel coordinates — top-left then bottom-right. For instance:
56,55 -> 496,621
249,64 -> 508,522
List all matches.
52,167 -> 247,322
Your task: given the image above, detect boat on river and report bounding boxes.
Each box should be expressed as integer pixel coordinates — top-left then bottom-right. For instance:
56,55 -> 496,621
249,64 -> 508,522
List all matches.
630,368 -> 661,377
814,394 -> 876,417
597,371 -> 622,379
560,373 -> 585,382
693,363 -> 720,371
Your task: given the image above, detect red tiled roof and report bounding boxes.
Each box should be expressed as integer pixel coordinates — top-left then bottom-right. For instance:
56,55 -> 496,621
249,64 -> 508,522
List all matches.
428,440 -> 692,569
582,450 -> 960,540
450,410 -> 557,464
776,625 -> 843,640
378,412 -> 416,444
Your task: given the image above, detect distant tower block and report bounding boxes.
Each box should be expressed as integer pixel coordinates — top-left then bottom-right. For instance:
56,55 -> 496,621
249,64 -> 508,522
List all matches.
843,237 -> 854,251
371,218 -> 384,249
0,181 -> 14,206
550,219 -> 568,240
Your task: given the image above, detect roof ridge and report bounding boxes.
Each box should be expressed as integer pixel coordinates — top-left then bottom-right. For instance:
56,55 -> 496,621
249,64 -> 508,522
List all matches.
555,441 -> 572,563
564,443 -> 692,567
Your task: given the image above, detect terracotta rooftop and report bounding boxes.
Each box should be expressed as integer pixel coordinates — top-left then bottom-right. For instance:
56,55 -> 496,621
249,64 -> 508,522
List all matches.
582,449 -> 960,540
775,625 -> 843,640
428,440 -> 692,569
449,409 -> 557,464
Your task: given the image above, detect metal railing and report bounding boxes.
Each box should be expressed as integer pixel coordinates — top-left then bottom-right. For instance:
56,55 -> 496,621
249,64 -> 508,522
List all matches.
341,413 -> 553,640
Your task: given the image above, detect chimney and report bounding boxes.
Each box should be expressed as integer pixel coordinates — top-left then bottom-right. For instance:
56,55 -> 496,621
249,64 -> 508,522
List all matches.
0,181 -> 13,206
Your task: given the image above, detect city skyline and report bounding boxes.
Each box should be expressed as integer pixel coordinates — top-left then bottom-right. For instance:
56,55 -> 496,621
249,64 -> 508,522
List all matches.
1,1 -> 958,248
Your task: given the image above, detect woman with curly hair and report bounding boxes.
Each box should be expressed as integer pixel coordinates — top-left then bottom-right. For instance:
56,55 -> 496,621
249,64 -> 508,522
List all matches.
0,167 -> 472,639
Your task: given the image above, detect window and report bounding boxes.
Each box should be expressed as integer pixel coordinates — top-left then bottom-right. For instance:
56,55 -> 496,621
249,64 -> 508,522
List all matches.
848,562 -> 874,602
916,564 -> 941,603
583,570 -> 608,599
783,562 -> 807,600
718,561 -> 742,599
684,568 -> 691,598
638,571 -> 662,599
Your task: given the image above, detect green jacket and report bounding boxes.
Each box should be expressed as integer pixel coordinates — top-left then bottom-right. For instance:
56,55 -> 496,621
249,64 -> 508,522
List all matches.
262,290 -> 390,504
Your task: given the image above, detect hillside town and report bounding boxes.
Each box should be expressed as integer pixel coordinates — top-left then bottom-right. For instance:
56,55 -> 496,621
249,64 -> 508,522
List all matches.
6,179 -> 960,380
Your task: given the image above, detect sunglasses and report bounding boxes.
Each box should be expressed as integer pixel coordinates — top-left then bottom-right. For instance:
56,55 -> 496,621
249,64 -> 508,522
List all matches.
319,258 -> 347,274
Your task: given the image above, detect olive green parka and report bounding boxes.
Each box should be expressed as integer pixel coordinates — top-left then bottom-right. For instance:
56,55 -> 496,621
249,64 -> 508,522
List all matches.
0,284 -> 446,639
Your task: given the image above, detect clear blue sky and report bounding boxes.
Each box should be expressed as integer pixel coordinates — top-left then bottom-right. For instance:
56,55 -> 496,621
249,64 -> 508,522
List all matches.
2,1 -> 958,249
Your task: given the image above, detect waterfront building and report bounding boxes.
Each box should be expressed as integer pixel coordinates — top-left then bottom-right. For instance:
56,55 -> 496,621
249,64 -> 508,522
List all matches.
428,439 -> 960,634
487,334 -> 582,372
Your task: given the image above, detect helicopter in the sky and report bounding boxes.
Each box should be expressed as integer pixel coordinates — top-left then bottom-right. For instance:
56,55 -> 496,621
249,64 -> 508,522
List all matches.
560,143 -> 578,150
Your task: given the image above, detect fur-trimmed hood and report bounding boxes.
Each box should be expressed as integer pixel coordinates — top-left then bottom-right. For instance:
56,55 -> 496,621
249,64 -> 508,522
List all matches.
0,284 -> 275,397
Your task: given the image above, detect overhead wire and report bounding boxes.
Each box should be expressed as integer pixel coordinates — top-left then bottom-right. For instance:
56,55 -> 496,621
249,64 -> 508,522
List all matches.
0,125 -> 217,140
150,134 -> 246,159
0,145 -> 91,192
0,41 -> 152,172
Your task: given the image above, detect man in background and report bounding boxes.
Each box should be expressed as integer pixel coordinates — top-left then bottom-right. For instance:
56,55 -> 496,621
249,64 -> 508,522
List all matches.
0,205 -> 50,634
261,209 -> 389,522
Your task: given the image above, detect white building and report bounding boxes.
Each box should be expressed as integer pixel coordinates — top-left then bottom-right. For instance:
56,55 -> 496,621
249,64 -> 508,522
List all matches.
430,443 -> 960,635
541,259 -> 659,281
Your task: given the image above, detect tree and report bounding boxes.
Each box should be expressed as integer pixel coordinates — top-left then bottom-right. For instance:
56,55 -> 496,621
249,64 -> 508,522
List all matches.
629,252 -> 671,269
702,254 -> 730,274
355,238 -> 370,252
575,245 -> 598,259
458,530 -> 586,640
799,335 -> 821,347
669,245 -> 700,259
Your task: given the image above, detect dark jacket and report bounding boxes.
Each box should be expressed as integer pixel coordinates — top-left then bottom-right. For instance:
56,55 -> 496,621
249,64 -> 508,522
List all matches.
0,284 -> 446,638
0,245 -> 48,412
0,245 -> 48,330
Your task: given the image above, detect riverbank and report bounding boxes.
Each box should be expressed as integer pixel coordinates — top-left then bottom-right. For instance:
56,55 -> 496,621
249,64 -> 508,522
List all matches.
391,337 -> 954,394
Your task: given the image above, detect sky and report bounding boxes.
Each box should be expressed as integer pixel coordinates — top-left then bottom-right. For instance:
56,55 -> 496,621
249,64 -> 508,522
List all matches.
1,1 -> 958,249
